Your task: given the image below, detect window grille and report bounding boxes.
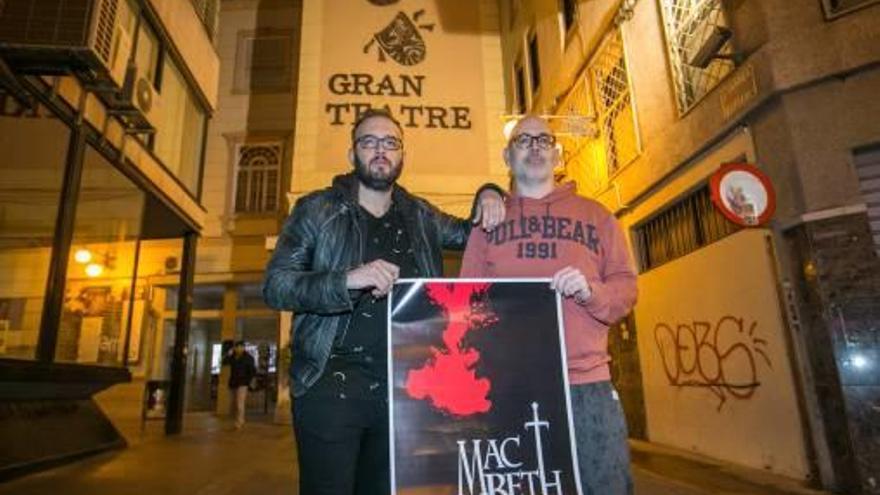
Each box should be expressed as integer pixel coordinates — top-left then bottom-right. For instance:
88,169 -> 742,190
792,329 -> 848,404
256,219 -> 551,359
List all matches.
658,0 -> 734,113
632,184 -> 741,272
589,30 -> 638,175
821,0 -> 880,17
234,143 -> 282,214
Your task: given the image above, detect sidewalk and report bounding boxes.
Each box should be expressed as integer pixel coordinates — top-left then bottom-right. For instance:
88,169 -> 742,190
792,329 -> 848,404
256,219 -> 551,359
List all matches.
630,440 -> 830,495
0,412 -> 832,495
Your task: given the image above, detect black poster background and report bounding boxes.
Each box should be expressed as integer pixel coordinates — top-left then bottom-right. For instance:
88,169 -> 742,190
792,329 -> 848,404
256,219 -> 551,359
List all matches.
389,280 -> 580,494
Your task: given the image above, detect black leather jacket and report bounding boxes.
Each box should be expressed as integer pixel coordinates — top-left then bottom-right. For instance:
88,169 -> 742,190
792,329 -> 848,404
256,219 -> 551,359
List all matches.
263,173 -> 485,397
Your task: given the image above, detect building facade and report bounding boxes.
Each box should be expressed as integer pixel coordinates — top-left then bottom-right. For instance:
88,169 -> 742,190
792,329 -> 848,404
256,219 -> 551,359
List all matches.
188,0 -> 304,424
498,0 -> 880,493
0,0 -> 220,476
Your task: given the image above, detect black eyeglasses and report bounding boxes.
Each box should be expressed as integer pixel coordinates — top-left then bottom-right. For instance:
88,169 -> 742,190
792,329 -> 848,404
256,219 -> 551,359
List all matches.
355,135 -> 403,151
510,133 -> 556,150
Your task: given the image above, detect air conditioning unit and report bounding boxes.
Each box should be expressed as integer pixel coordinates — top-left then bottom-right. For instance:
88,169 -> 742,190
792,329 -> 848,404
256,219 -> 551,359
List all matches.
104,60 -> 163,132
0,0 -> 135,91
125,62 -> 163,130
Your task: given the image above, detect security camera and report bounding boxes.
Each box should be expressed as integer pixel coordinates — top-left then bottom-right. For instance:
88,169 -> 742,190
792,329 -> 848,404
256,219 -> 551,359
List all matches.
688,26 -> 733,69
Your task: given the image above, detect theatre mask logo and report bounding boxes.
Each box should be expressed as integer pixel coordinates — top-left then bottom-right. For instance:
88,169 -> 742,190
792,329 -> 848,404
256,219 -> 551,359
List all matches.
364,10 -> 435,66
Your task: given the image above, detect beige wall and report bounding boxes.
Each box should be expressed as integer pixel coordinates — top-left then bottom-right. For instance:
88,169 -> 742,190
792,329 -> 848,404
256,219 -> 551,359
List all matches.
199,0 -> 300,276
635,229 -> 811,479
292,0 -> 508,217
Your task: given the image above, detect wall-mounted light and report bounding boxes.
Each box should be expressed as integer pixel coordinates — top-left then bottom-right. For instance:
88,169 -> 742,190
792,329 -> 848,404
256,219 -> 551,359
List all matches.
500,114 -> 598,140
74,248 -> 115,278
85,263 -> 104,278
74,249 -> 92,264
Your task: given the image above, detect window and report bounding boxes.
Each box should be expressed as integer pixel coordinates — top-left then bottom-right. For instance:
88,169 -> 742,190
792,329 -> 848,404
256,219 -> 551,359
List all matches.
853,146 -> 880,256
514,62 -> 527,114
0,97 -> 71,360
234,142 -> 282,214
134,21 -> 162,89
821,0 -> 880,17
560,0 -> 578,34
234,31 -> 293,94
165,284 -> 225,311
528,31 -> 541,96
153,57 -> 206,194
56,147 -> 146,366
632,185 -> 740,272
658,0 -> 735,113
238,283 -> 269,310
589,30 -> 639,175
189,0 -> 220,39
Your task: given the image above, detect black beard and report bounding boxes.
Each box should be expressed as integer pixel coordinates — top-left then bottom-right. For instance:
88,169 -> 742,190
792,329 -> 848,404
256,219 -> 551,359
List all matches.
354,155 -> 402,191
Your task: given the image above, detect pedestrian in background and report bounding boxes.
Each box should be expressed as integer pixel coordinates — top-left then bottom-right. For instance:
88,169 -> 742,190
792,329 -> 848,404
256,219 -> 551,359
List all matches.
227,340 -> 256,430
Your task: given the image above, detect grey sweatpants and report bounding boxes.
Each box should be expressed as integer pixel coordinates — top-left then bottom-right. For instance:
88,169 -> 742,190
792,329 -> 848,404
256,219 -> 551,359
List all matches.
570,381 -> 633,495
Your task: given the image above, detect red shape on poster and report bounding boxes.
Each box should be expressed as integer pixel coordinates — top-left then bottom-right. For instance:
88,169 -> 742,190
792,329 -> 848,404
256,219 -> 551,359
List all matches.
405,283 -> 497,416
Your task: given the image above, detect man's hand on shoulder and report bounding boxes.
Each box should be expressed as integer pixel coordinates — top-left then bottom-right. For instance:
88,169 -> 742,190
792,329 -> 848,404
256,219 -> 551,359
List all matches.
550,266 -> 593,303
346,259 -> 400,297
473,188 -> 506,231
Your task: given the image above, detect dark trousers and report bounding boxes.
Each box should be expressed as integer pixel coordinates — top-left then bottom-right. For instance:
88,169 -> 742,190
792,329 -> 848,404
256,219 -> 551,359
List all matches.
570,381 -> 633,495
292,372 -> 389,495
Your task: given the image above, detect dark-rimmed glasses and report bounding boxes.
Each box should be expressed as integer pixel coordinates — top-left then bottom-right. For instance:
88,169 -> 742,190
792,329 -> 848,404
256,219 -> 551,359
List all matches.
355,135 -> 403,151
510,133 -> 556,150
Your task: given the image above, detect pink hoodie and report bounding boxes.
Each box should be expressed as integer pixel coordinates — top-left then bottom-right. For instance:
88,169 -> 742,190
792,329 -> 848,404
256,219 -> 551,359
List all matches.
460,182 -> 638,384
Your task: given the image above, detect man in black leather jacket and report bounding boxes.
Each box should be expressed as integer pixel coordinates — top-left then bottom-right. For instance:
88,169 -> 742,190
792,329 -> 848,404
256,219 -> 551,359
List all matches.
263,108 -> 504,494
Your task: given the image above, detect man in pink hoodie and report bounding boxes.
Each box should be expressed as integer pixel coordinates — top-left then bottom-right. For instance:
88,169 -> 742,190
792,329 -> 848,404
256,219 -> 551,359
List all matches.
461,115 -> 638,495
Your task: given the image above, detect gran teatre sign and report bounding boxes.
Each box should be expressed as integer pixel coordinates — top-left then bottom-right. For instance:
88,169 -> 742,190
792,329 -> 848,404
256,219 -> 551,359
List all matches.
325,73 -> 472,129
317,0 -> 491,178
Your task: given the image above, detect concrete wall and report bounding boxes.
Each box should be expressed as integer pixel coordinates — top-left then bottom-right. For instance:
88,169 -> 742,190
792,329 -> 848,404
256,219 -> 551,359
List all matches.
635,229 -> 811,479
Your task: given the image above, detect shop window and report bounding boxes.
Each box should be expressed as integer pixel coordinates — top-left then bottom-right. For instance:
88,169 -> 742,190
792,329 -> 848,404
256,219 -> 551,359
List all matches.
234,31 -> 293,94
235,316 -> 278,373
56,147 -> 145,366
238,283 -> 269,310
234,142 -> 282,214
0,97 -> 70,360
632,185 -> 741,272
153,57 -> 206,195
165,284 -> 224,311
658,0 -> 735,113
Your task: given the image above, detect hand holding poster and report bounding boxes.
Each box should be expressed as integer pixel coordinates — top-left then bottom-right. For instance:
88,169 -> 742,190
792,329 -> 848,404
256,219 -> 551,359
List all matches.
389,280 -> 582,494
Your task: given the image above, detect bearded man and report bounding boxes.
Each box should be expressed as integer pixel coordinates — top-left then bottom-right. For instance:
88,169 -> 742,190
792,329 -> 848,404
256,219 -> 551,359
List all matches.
263,108 -> 505,494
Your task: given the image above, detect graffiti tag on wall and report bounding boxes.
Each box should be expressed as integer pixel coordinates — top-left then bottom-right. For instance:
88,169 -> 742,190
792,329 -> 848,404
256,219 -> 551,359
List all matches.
654,316 -> 772,410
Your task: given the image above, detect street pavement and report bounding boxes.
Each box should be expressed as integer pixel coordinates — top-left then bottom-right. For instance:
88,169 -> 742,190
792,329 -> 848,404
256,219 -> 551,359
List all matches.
0,411 -> 831,495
